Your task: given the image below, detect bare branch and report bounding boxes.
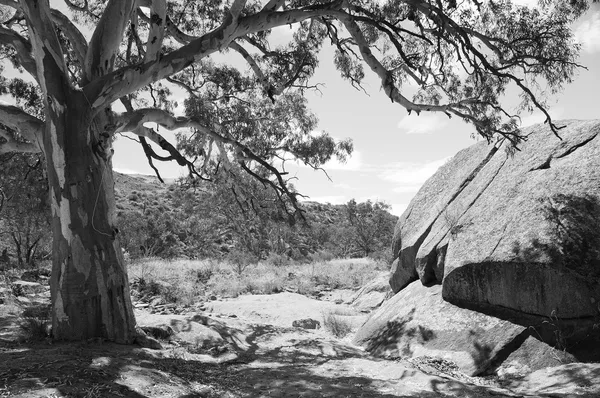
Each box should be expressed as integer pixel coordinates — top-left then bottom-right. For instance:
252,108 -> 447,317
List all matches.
20,0 -> 70,99
0,103 -> 44,142
84,0 -> 137,83
339,12 -> 448,114
0,24 -> 37,79
50,8 -> 88,67
83,2 -> 348,111
143,0 -> 166,64
262,0 -> 285,12
0,132 -> 41,154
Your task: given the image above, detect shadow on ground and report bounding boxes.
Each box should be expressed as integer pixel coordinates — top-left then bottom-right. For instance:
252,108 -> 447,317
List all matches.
1,314 -> 599,397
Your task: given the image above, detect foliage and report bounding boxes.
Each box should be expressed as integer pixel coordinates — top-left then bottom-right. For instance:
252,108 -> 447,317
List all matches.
128,257 -> 382,302
322,310 -> 354,338
114,171 -> 398,262
540,194 -> 600,279
0,154 -> 51,267
345,199 -> 397,257
0,0 -> 590,341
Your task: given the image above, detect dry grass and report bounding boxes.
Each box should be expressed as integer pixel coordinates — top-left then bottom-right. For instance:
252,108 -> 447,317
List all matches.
322,309 -> 354,338
128,257 -> 384,303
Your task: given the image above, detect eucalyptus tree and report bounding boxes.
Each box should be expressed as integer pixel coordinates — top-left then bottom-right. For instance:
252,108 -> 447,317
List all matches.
0,0 -> 588,343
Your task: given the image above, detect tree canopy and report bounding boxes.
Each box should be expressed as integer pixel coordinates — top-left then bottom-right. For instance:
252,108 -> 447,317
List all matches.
0,0 -> 591,343
0,0 -> 589,186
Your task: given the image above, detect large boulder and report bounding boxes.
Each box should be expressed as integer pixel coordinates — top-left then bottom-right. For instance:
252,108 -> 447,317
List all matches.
354,281 -> 573,376
359,121 -> 600,371
389,120 -> 600,328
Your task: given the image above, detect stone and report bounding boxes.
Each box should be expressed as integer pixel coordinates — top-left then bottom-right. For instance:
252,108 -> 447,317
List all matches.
388,120 -> 600,342
292,318 -> 321,329
348,272 -> 391,312
11,280 -> 45,295
134,327 -> 163,350
354,281 -> 530,376
493,336 -> 575,378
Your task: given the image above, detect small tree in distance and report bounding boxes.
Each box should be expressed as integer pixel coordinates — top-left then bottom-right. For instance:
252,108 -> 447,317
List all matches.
0,0 -> 590,343
346,199 -> 397,258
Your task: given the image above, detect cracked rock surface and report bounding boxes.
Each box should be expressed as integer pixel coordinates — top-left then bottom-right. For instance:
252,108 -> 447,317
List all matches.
358,120 -> 600,374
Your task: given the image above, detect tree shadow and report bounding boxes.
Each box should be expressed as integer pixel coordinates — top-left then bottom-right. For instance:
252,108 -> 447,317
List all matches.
2,318 -> 599,398
362,308 -> 437,359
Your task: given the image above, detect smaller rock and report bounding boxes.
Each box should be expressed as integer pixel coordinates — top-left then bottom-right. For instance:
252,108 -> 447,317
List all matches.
140,325 -> 175,340
149,296 -> 164,307
12,280 -> 45,295
135,327 -> 163,349
134,302 -> 149,308
292,318 -> 321,329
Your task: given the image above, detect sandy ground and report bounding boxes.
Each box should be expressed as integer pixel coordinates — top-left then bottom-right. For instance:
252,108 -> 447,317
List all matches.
1,291 -> 599,397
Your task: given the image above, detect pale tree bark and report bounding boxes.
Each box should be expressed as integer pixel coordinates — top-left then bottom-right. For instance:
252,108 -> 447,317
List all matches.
19,0 -> 137,343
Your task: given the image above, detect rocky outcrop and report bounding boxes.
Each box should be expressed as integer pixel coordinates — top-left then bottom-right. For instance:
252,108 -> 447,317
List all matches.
389,120 -> 600,321
354,281 -> 574,376
347,272 -> 391,311
357,121 -> 600,372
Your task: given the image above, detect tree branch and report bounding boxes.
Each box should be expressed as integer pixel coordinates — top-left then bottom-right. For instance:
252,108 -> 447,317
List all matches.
143,0 -> 166,64
0,103 -> 44,142
50,8 -> 88,68
84,0 -> 137,83
0,129 -> 41,154
83,2 -> 348,111
20,0 -> 70,100
0,24 -> 37,79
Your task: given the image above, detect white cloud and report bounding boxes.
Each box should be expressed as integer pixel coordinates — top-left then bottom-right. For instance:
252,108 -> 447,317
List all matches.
397,113 -> 448,135
575,11 -> 600,54
322,150 -> 362,171
392,185 -> 422,194
379,157 -> 451,186
391,203 -> 409,217
519,107 -> 564,128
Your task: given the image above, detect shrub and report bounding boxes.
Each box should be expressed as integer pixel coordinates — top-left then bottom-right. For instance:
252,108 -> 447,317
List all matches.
322,310 -> 353,338
227,250 -> 258,276
19,317 -> 50,341
264,252 -> 289,267
312,250 -> 334,263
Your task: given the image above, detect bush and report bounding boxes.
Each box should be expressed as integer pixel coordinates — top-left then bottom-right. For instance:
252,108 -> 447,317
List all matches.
226,249 -> 258,276
264,252 -> 290,267
322,310 -> 353,338
313,250 -> 335,262
19,317 -> 50,341
19,304 -> 51,341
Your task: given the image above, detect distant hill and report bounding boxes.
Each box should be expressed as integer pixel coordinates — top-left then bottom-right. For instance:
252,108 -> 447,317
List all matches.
113,172 -> 397,261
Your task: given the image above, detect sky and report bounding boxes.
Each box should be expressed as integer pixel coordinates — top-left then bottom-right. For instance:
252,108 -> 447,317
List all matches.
106,2 -> 599,216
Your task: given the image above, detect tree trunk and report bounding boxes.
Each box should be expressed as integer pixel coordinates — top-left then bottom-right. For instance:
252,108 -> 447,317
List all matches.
12,233 -> 23,266
44,95 -> 136,343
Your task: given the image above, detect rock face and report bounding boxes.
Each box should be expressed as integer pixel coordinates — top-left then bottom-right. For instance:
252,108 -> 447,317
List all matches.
353,281 -> 574,376
390,120 -> 600,321
356,121 -> 600,373
347,272 -> 391,312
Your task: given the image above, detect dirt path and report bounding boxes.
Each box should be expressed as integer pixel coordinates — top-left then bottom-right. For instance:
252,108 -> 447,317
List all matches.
1,292 -> 599,397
